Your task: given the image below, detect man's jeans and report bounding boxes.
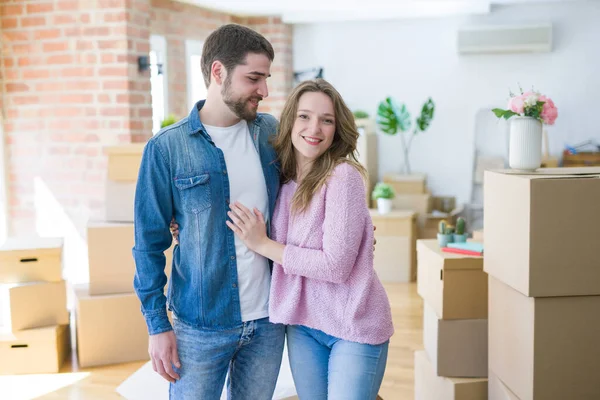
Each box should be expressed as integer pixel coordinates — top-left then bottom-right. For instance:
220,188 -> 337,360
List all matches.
169,316 -> 286,399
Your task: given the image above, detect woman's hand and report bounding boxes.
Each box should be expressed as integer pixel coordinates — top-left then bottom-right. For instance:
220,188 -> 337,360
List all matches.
170,218 -> 180,244
226,202 -> 268,253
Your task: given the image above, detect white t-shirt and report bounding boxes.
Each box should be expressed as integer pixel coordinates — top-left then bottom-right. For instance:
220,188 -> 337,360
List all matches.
203,119 -> 271,322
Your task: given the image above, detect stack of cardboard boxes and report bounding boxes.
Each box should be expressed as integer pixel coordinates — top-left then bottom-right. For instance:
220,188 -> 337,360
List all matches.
75,144 -> 173,368
484,168 -> 600,400
370,210 -> 417,283
0,238 -> 71,374
382,173 -> 460,238
414,239 -> 488,399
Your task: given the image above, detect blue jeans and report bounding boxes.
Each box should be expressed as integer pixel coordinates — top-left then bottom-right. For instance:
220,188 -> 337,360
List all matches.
169,316 -> 286,399
287,325 -> 389,400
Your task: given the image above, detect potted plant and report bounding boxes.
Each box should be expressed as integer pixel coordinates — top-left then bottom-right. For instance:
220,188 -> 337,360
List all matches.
453,217 -> 467,243
372,182 -> 395,214
492,86 -> 558,171
160,114 -> 180,128
437,219 -> 454,248
376,97 -> 435,174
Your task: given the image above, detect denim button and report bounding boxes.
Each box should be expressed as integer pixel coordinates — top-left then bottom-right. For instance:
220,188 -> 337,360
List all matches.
232,283 -> 237,288
230,256 -> 235,260
223,170 -> 227,175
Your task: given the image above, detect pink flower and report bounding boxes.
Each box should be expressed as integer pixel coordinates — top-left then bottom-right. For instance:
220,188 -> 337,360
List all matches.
539,95 -> 558,125
508,95 -> 525,114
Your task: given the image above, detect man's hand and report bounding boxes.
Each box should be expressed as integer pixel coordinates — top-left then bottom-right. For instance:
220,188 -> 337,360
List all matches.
149,330 -> 181,383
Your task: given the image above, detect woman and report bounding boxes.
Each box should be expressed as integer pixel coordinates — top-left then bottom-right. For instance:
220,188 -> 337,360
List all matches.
225,79 -> 394,400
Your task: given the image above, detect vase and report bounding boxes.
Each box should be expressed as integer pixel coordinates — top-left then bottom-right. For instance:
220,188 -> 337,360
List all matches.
509,116 -> 543,171
377,198 -> 392,214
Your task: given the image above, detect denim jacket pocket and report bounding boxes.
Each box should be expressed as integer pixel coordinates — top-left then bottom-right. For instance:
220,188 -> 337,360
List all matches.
174,173 -> 211,213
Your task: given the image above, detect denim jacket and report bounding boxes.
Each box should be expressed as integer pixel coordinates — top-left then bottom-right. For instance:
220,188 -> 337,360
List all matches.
132,100 -> 280,335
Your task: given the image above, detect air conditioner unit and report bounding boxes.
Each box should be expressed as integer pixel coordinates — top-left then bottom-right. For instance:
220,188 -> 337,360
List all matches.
457,23 -> 553,54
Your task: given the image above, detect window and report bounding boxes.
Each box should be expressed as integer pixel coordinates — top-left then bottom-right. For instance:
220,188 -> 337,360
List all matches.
186,40 -> 207,111
150,35 -> 168,135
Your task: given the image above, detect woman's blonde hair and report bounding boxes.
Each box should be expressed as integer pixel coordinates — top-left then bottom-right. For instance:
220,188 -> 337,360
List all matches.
272,78 -> 366,213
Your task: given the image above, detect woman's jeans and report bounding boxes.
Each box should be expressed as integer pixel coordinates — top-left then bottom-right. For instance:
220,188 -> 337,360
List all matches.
286,325 -> 389,400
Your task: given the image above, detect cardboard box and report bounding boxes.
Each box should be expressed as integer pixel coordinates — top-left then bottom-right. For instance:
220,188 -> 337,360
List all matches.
431,196 -> 456,213
383,173 -> 427,195
105,180 -> 136,222
0,280 -> 69,332
414,350 -> 488,400
489,371 -> 521,400
484,168 -> 600,297
357,131 -> 378,208
391,193 -> 432,215
472,230 -> 484,242
370,210 -> 417,282
488,276 -> 600,400
417,239 -> 487,320
0,237 -> 63,283
75,285 -> 150,368
423,302 -> 487,378
0,324 -> 70,374
88,222 -> 174,296
106,144 -> 145,182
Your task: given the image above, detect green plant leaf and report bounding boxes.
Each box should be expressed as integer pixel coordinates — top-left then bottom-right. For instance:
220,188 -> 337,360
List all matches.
492,108 -> 507,118
376,97 -> 411,135
415,98 -> 435,133
502,110 -> 518,119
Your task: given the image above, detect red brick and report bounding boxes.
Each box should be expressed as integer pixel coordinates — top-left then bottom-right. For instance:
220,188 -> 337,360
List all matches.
81,54 -> 98,64
60,67 -> 94,77
64,81 -> 100,91
43,42 -> 70,52
103,80 -> 129,90
47,54 -> 74,65
103,11 -> 128,22
18,56 -> 43,67
22,70 -> 51,79
101,54 -> 116,63
136,41 -> 150,53
99,40 -> 127,50
99,0 -> 127,8
35,82 -> 64,92
53,14 -> 77,24
76,41 -> 95,51
3,58 -> 15,68
4,31 -> 30,41
34,29 -> 62,40
80,14 -> 91,23
2,18 -> 18,29
13,44 -> 37,54
101,107 -> 129,117
84,27 -> 111,36
98,94 -> 112,103
1,4 -> 24,17
26,3 -> 54,13
59,94 -> 94,103
6,83 -> 30,93
99,67 -> 128,77
22,16 -> 46,27
57,1 -> 79,11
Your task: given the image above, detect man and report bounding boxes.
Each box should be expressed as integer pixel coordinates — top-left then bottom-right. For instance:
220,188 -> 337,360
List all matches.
132,24 -> 284,399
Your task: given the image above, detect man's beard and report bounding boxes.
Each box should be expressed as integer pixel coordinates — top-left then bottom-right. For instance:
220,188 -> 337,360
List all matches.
221,75 -> 262,121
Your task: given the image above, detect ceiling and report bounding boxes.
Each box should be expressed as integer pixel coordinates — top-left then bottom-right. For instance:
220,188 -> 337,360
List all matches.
177,0 -> 581,23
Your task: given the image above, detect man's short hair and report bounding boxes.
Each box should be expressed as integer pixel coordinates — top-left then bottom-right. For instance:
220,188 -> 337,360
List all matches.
201,24 -> 275,87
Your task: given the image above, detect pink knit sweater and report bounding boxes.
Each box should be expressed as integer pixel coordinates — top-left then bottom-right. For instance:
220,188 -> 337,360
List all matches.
268,162 -> 395,345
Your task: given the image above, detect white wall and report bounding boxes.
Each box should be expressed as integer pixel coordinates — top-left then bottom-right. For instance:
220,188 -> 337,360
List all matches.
293,1 -> 600,204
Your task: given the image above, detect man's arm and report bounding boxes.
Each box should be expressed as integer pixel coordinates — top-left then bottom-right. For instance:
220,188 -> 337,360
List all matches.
132,139 -> 174,335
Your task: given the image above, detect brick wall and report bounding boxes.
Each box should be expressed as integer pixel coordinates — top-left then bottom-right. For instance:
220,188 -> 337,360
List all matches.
0,0 -> 293,241
150,2 -> 294,120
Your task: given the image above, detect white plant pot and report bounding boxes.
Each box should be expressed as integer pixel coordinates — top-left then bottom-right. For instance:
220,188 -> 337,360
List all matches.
377,198 -> 393,214
509,116 -> 543,171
